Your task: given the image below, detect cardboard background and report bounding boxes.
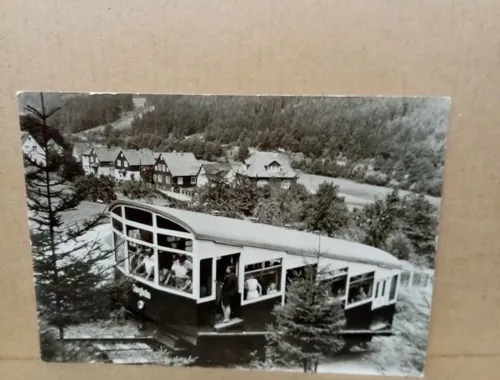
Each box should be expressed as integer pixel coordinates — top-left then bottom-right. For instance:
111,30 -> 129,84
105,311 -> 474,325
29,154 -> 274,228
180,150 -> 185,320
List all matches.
1,0 -> 499,378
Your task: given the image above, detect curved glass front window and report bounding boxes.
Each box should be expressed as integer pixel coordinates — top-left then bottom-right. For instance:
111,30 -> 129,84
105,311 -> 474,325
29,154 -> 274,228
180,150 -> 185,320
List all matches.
110,205 -> 195,298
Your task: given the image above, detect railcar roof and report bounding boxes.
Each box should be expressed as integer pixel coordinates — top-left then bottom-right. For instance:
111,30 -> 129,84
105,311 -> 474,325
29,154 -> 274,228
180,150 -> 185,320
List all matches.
110,200 -> 402,270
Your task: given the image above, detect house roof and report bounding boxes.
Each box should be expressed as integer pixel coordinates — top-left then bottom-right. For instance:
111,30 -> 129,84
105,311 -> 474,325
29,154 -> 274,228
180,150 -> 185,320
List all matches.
73,142 -> 92,156
88,147 -> 121,163
202,162 -> 233,177
120,148 -> 156,166
109,200 -> 402,270
158,152 -> 201,177
239,151 -> 297,179
21,131 -> 31,144
47,138 -> 63,151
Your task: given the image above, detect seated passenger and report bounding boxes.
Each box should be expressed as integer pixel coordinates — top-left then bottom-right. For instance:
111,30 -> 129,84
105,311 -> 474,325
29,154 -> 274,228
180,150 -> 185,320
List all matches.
267,282 -> 278,295
165,254 -> 191,287
178,270 -> 193,292
245,276 -> 262,299
133,250 -> 155,281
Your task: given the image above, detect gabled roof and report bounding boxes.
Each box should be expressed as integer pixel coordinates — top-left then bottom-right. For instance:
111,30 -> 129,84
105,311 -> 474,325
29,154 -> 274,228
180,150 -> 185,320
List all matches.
73,142 -> 92,156
109,200 -> 402,270
157,152 -> 201,177
120,148 -> 156,166
47,138 -> 63,151
239,151 -> 296,179
202,162 -> 233,177
21,131 -> 32,144
89,147 -> 121,163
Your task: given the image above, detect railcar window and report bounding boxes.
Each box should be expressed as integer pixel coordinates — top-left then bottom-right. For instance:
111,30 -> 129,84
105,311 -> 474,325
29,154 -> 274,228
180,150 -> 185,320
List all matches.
112,218 -> 123,232
347,271 -> 375,305
124,207 -> 153,226
157,250 -> 193,294
389,275 -> 398,301
244,259 -> 282,301
111,206 -> 122,216
126,226 -> 153,244
157,234 -> 193,252
128,242 -> 155,282
199,258 -> 213,298
330,274 -> 347,298
113,232 -> 126,269
400,271 -> 411,287
156,216 -> 189,233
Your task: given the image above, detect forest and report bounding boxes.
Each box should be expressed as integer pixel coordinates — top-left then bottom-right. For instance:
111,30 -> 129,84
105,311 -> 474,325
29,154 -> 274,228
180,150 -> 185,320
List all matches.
19,93 -> 450,196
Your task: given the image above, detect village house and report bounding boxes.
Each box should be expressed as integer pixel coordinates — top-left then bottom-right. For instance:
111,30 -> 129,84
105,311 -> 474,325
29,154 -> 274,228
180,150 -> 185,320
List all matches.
202,162 -> 237,184
236,151 -> 297,189
153,152 -> 208,194
21,131 -> 45,165
114,148 -> 156,182
47,138 -> 64,156
72,142 -> 93,163
83,146 -> 121,177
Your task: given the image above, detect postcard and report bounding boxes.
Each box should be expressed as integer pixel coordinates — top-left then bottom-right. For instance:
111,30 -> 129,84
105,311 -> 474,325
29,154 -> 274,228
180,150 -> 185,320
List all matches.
18,92 -> 450,377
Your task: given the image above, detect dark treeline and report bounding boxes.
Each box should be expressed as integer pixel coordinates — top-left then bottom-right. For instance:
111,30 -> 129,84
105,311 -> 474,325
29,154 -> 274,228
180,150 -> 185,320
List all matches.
127,96 -> 449,196
19,93 -> 136,134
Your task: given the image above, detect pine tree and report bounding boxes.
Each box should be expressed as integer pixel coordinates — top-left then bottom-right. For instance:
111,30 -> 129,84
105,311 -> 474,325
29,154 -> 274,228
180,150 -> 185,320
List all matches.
265,252 -> 345,373
237,140 -> 250,162
304,182 -> 349,236
400,193 -> 438,266
357,190 -> 402,249
23,93 -> 119,361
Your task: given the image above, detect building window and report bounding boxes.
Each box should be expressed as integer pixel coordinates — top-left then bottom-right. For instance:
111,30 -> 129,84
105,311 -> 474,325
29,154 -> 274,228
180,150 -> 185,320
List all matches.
158,175 -> 162,183
190,176 -> 197,185
166,176 -> 171,184
157,234 -> 193,252
243,259 -> 282,301
158,251 -> 193,294
124,161 -> 129,167
153,174 -> 157,182
113,232 -> 126,269
389,275 -> 398,301
124,207 -> 153,226
112,217 -> 123,232
281,181 -> 290,190
400,271 -> 411,287
126,225 -> 154,244
128,241 -> 155,282
199,258 -> 213,298
177,177 -> 183,185
347,272 -> 375,305
156,216 -> 189,233
155,165 -> 158,171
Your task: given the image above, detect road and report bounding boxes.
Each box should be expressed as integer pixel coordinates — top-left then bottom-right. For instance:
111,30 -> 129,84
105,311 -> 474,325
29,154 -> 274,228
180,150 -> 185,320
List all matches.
297,172 -> 441,210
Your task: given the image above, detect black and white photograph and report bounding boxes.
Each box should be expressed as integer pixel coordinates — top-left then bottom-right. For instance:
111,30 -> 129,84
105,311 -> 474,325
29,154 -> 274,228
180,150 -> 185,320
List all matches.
18,92 -> 450,377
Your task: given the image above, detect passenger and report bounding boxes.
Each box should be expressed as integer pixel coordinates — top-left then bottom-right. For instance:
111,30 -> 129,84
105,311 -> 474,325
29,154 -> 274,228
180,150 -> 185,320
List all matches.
358,288 -> 368,300
179,270 -> 193,292
134,249 -> 155,281
221,265 -> 238,323
166,254 -> 191,287
245,276 -> 262,299
267,282 -> 278,295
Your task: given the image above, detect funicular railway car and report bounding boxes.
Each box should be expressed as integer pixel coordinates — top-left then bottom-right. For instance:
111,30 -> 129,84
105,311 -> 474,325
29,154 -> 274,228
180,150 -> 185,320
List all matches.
108,200 -> 403,364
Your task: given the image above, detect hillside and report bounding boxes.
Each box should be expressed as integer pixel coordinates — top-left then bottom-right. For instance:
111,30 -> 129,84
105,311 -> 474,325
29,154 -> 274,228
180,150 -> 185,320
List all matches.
127,95 -> 450,196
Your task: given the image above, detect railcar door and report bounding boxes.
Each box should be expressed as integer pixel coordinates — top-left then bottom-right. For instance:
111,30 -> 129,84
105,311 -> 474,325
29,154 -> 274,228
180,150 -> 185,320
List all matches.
215,253 -> 242,324
372,276 -> 391,309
